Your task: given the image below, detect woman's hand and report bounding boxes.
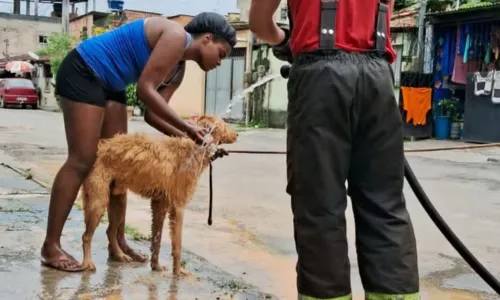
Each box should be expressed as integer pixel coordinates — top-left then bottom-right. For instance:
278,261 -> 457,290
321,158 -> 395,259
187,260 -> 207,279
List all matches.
186,124 -> 207,145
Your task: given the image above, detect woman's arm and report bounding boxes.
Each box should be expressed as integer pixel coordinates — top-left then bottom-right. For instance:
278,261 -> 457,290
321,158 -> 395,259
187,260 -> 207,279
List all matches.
144,64 -> 186,136
137,22 -> 198,139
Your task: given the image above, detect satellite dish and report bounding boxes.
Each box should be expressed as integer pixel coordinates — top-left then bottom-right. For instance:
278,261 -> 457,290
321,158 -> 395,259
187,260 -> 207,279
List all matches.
27,51 -> 40,60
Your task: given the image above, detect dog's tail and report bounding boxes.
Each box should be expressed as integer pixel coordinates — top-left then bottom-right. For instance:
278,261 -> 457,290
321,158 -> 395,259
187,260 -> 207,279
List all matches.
82,165 -> 111,223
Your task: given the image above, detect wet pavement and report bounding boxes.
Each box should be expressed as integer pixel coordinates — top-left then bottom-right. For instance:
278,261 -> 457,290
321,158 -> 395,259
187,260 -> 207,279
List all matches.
1,109 -> 500,299
0,165 -> 274,299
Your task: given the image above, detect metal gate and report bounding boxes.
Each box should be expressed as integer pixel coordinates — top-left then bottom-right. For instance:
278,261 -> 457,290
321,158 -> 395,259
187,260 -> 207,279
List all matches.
205,48 -> 246,120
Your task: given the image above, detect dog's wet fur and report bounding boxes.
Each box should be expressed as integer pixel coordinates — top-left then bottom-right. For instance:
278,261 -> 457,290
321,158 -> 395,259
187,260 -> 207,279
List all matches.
81,115 -> 238,275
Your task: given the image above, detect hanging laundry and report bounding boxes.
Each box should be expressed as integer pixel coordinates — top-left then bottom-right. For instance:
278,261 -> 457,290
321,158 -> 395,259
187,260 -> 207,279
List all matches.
463,25 -> 471,63
474,71 -> 493,96
452,26 -> 479,85
441,31 -> 451,74
485,45 -> 491,65
423,23 -> 434,74
452,53 -> 481,85
480,23 -> 492,64
434,28 -> 456,83
401,87 -> 432,126
491,71 -> 500,104
458,24 -> 467,56
491,25 -> 500,61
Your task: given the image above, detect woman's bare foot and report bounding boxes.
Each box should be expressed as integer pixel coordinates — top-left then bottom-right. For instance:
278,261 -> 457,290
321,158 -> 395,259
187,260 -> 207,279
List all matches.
41,243 -> 84,272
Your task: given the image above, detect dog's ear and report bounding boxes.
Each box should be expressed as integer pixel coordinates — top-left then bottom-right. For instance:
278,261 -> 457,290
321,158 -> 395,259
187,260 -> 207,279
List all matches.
188,114 -> 201,122
198,115 -> 216,122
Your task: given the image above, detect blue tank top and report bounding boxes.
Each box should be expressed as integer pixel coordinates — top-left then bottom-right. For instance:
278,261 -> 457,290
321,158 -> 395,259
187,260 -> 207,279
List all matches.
76,19 -> 192,91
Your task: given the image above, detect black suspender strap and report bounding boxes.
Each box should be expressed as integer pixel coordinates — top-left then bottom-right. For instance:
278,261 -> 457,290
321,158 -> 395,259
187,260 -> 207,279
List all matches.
316,0 -> 389,53
287,0 -> 293,34
374,0 -> 389,52
319,0 -> 338,49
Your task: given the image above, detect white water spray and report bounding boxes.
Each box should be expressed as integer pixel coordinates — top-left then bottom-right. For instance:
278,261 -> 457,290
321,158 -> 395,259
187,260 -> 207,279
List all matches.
178,73 -> 282,172
221,73 -> 281,119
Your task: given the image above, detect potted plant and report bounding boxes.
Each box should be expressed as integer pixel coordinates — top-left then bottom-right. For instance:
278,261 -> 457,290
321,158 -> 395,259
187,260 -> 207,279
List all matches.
125,84 -> 135,118
450,112 -> 462,140
459,117 -> 464,139
126,84 -> 144,117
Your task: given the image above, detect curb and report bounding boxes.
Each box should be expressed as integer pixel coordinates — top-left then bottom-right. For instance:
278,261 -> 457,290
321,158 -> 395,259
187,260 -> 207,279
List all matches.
39,106 -> 61,113
0,150 -> 51,190
129,116 -> 144,122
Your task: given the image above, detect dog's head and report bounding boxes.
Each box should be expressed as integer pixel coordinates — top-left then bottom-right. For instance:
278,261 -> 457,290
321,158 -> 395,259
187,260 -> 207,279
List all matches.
188,115 -> 238,145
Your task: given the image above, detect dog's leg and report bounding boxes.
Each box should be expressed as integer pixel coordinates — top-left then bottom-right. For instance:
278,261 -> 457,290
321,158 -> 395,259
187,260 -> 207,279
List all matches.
106,195 -> 133,263
169,206 -> 190,276
150,198 -> 168,272
82,192 -> 107,271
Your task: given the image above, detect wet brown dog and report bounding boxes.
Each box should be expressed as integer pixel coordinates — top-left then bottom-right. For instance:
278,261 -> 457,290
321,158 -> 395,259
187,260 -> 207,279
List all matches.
80,115 -> 238,275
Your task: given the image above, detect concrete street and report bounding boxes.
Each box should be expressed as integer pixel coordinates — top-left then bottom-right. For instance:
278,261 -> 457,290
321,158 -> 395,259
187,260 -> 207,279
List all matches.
1,108 -> 500,299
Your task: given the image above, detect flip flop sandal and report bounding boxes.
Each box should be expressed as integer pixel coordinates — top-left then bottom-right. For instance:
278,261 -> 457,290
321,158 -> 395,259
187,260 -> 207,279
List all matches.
41,259 -> 85,272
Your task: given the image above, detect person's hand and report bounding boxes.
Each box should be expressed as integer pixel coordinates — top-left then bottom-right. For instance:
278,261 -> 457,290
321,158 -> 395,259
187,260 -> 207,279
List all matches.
271,27 -> 292,64
186,124 -> 207,145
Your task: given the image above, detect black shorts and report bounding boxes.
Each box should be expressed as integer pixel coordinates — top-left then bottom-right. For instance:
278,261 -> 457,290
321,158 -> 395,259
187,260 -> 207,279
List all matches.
55,49 -> 126,107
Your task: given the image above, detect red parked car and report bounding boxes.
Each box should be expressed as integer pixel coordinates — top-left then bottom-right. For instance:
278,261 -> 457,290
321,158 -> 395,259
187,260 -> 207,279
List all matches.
0,78 -> 39,109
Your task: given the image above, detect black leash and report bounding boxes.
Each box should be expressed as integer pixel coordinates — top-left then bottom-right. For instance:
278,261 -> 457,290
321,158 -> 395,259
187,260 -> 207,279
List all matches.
208,161 -> 213,226
207,148 -> 227,226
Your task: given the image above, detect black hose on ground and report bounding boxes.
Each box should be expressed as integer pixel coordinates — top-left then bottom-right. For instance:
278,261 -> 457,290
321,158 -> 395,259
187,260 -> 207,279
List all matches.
279,64 -> 500,295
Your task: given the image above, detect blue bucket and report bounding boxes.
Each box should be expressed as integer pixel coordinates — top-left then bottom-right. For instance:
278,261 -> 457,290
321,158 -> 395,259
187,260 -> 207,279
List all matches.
435,116 -> 450,140
108,0 -> 124,11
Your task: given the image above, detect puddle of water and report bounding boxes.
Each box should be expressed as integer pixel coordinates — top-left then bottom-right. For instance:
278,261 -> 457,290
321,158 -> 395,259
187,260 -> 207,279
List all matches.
442,273 -> 497,295
0,196 -> 275,300
420,284 -> 486,300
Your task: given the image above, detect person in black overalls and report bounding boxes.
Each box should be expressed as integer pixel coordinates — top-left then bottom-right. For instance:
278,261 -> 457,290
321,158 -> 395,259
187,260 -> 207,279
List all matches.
249,0 -> 420,299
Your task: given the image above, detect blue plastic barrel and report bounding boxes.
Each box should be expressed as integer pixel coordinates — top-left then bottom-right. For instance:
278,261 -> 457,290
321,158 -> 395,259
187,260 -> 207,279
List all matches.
434,116 -> 450,140
108,0 -> 124,11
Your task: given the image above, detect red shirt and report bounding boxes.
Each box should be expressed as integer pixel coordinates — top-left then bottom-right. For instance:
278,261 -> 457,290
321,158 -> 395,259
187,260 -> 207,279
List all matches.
288,0 -> 396,63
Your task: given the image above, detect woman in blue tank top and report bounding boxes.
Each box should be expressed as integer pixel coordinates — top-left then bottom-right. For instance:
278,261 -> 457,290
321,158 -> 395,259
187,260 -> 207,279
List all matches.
41,12 -> 236,272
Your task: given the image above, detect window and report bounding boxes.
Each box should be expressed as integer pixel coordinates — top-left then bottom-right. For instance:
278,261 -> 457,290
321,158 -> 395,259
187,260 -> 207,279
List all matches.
5,79 -> 35,88
38,35 -> 48,47
280,7 -> 288,21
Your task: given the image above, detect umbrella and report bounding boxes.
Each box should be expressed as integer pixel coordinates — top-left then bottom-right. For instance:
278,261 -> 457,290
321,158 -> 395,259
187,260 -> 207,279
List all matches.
5,61 -> 35,74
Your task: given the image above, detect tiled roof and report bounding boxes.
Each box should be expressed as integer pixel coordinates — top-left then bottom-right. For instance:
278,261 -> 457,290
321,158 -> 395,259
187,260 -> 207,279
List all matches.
426,2 -> 500,16
391,9 -> 418,28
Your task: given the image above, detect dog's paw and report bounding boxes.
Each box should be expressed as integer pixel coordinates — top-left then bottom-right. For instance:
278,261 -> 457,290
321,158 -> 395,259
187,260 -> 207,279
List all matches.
174,268 -> 192,277
121,254 -> 134,263
82,260 -> 96,271
109,252 -> 134,263
151,263 -> 168,272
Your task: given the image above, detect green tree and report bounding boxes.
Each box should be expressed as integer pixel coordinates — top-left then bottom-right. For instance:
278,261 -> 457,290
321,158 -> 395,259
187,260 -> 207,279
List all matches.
37,33 -> 77,106
394,0 -> 417,11
37,33 -> 76,80
393,0 -> 462,12
126,83 -> 143,109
